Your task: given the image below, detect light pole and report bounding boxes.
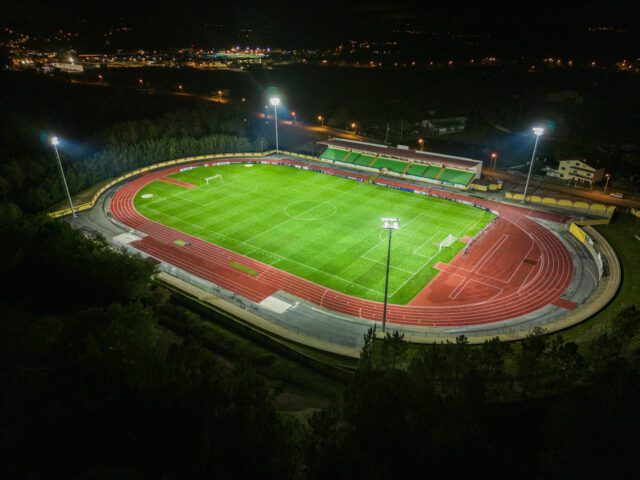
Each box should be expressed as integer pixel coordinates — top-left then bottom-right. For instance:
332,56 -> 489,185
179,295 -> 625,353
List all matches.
522,127 -> 544,204
351,122 -> 357,134
490,152 -> 498,169
317,115 -> 324,126
270,96 -> 280,153
418,138 -> 424,151
51,136 -> 76,218
603,173 -> 611,194
291,111 -> 296,124
381,217 -> 400,332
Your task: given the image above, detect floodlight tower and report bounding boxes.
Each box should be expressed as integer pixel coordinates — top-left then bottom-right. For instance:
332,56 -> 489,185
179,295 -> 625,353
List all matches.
381,217 -> 400,332
522,127 -> 544,204
603,173 -> 611,194
270,96 -> 280,153
51,136 -> 76,218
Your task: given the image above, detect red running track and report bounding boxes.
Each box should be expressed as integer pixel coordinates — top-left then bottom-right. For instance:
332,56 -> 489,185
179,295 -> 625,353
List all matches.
111,158 -> 574,327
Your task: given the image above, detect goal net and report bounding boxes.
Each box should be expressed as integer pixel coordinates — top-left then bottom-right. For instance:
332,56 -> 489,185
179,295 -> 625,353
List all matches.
438,234 -> 457,252
205,174 -> 222,185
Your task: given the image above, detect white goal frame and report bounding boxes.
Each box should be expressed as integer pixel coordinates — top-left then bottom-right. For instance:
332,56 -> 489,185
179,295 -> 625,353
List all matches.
438,233 -> 457,252
205,174 -> 222,185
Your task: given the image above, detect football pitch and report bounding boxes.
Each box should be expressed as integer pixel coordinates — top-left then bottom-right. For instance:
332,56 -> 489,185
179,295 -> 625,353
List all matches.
134,163 -> 495,304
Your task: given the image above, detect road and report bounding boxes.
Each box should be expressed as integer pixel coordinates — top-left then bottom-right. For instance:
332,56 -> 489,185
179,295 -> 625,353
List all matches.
485,168 -> 640,208
66,76 -> 638,208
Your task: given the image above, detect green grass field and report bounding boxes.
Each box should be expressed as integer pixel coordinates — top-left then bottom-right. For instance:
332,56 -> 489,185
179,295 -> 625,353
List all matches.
134,164 -> 494,304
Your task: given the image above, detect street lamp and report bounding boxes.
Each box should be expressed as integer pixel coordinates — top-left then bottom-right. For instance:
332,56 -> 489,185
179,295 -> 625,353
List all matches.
522,127 -> 544,204
50,136 -> 76,218
270,96 -> 280,153
317,115 -> 324,126
351,122 -> 357,133
418,138 -> 424,151
291,111 -> 296,123
603,173 -> 611,194
381,217 -> 400,332
490,152 -> 498,169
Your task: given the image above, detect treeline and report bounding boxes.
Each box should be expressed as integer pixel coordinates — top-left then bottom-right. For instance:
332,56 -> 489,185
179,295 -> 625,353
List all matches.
0,209 -> 299,479
2,207 -> 639,479
0,71 -> 262,212
303,317 -> 640,479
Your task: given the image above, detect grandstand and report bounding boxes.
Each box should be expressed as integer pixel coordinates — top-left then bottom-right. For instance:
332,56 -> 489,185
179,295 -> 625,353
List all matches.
319,139 -> 482,189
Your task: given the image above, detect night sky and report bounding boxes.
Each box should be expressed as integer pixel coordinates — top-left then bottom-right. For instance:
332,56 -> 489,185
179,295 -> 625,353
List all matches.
2,0 -> 639,52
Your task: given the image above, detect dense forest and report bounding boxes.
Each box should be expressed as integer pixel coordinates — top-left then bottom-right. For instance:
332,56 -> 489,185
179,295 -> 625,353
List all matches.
1,70 -> 640,479
2,207 -> 639,479
0,72 -> 266,212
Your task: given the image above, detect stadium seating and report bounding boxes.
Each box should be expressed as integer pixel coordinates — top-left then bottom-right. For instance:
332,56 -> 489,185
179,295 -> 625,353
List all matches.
405,164 -> 428,177
353,154 -> 376,167
423,165 -> 442,179
320,148 -> 474,187
320,148 -> 350,162
372,157 -> 407,173
440,169 -> 475,186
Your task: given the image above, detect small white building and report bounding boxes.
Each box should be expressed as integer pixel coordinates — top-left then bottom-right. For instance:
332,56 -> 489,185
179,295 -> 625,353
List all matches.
545,158 -> 604,185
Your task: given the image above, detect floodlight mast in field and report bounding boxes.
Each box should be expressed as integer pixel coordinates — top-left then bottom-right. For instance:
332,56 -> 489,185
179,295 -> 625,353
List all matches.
522,127 -> 545,204
381,217 -> 400,332
270,96 -> 280,153
51,136 -> 76,218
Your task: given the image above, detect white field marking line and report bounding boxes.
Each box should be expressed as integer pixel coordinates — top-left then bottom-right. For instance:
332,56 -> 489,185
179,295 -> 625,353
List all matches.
387,210 -> 487,299
442,271 -> 505,296
469,234 -> 509,276
243,179 -> 366,244
446,236 -> 510,300
359,209 -> 448,263
358,210 -> 441,274
449,217 -> 534,287
411,230 -> 442,257
517,258 -> 542,293
142,204 -> 387,296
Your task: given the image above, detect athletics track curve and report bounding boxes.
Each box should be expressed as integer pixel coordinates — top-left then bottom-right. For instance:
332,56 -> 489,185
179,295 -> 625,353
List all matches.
110,158 -> 575,327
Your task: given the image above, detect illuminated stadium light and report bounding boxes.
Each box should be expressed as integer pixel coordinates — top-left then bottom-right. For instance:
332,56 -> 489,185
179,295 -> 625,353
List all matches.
382,217 -> 400,230
270,97 -> 280,152
522,127 -> 545,204
50,136 -> 76,218
381,217 -> 400,332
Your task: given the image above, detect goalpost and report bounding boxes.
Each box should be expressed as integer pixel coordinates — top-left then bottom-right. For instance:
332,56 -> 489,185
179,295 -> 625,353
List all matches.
438,233 -> 457,252
204,174 -> 222,185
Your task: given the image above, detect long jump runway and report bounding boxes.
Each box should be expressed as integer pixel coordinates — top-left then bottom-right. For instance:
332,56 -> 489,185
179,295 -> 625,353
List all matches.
110,158 -> 574,327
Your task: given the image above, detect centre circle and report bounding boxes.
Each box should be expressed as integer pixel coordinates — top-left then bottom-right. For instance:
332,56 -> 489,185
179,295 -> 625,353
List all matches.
284,201 -> 337,221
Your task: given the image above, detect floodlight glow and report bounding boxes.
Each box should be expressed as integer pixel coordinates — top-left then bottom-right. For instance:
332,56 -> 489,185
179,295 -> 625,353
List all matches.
532,127 -> 544,136
270,97 -> 280,106
382,217 -> 400,229
51,136 -> 59,146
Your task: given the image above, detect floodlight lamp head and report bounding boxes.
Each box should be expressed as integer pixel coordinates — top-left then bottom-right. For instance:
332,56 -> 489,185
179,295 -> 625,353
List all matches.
382,217 -> 400,229
532,127 -> 544,136
51,136 -> 59,146
270,97 -> 280,106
